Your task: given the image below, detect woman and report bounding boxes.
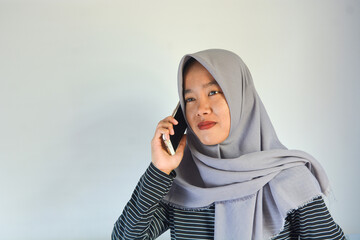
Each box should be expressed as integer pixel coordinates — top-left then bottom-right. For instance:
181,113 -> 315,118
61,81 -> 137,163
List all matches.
112,49 -> 345,239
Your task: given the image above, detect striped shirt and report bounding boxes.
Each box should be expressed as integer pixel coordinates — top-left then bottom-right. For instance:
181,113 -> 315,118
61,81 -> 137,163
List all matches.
112,163 -> 345,240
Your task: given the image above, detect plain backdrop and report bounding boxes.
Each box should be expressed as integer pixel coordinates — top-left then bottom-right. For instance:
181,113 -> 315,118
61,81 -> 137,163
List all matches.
0,0 -> 359,239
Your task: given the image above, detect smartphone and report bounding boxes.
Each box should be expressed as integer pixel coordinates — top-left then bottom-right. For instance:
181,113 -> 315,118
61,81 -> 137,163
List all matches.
162,102 -> 187,155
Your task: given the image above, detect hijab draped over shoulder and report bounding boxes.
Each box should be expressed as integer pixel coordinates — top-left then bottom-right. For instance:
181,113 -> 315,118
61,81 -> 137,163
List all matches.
162,49 -> 330,240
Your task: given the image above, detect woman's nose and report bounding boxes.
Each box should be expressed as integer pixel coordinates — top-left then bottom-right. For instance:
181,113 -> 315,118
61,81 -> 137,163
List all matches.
196,98 -> 211,116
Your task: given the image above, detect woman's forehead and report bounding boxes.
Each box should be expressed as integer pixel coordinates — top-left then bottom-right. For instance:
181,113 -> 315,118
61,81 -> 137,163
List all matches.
183,62 -> 219,89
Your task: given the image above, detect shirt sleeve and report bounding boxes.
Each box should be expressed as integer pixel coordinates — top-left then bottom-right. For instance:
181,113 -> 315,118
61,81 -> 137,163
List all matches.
274,196 -> 346,240
111,163 -> 176,240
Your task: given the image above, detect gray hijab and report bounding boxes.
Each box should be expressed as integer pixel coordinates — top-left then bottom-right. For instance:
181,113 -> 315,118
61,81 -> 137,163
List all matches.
162,49 -> 330,240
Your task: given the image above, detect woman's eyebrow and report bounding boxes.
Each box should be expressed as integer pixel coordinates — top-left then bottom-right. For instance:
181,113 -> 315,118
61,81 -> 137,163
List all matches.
184,80 -> 219,95
204,80 -> 218,88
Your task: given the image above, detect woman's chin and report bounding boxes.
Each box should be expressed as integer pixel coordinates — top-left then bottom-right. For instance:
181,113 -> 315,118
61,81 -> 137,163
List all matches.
198,135 -> 222,146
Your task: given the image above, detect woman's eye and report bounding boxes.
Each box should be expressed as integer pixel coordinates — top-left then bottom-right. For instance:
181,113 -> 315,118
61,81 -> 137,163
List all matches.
185,97 -> 195,103
209,91 -> 220,96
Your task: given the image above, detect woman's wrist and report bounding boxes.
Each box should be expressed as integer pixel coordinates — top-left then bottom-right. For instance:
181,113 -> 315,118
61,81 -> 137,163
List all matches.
152,161 -> 173,175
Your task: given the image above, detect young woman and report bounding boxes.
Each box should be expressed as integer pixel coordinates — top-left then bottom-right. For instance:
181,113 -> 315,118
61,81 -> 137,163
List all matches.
112,49 -> 346,240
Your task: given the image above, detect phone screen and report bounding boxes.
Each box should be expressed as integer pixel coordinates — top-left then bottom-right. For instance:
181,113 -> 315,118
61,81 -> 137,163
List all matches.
162,102 -> 187,155
170,103 -> 187,151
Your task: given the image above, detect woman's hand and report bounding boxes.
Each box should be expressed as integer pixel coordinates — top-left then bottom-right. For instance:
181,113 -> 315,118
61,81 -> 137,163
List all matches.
151,116 -> 187,175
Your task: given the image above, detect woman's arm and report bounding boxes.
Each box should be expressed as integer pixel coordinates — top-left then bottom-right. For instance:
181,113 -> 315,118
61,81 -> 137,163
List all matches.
112,116 -> 187,239
111,163 -> 175,240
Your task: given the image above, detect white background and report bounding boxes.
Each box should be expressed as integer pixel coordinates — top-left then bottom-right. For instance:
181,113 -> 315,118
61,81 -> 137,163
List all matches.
0,0 -> 359,239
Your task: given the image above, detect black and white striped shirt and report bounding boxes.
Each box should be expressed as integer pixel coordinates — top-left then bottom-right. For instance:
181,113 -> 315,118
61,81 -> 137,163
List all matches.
112,163 -> 345,240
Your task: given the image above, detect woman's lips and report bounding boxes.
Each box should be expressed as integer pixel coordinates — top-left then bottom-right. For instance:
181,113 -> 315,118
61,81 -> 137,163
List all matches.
198,121 -> 216,130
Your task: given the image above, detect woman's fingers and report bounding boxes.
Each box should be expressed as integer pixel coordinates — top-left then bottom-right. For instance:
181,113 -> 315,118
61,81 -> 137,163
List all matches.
158,116 -> 178,126
175,134 -> 187,157
155,127 -> 171,141
154,116 -> 178,139
164,115 -> 179,125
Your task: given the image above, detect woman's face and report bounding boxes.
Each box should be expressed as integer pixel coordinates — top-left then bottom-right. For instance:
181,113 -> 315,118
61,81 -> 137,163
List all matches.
183,61 -> 231,145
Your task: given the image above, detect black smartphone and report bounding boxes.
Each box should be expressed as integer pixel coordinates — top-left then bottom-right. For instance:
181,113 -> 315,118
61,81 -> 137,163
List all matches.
162,102 -> 187,155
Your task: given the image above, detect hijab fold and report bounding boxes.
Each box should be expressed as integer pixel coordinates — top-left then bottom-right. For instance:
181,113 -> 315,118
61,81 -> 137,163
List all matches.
162,49 -> 329,240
